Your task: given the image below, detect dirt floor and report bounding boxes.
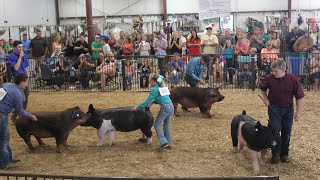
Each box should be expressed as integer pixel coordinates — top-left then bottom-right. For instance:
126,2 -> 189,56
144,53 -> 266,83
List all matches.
0,90 -> 319,180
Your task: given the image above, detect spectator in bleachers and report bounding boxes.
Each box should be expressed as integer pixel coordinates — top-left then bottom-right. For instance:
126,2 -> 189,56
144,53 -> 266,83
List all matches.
169,53 -> 184,89
250,27 -> 263,53
5,37 -> 13,55
51,46 -> 62,58
0,59 -> 7,86
235,28 -> 242,43
201,27 -> 219,54
52,36 -> 63,53
293,30 -> 314,53
0,39 -> 5,59
96,52 -> 117,91
8,41 -> 30,124
286,25 -> 305,53
153,32 -> 168,77
91,35 -> 103,60
63,35 -> 74,57
224,39 -> 235,84
179,31 -> 187,55
270,31 -> 281,53
54,53 -> 68,90
124,58 -> 135,90
187,29 -> 201,56
115,31 -> 125,55
211,55 -> 224,85
310,51 -> 320,91
237,62 -> 252,87
121,36 -> 134,56
310,26 -> 319,51
21,33 -> 31,58
138,34 -> 151,57
219,28 -> 236,46
75,53 -> 96,89
134,34 -> 142,56
261,41 -> 279,63
30,29 -> 49,60
235,38 -> 249,56
169,31 -> 182,55
96,29 -> 108,41
108,33 -> 117,54
139,58 -> 150,88
74,34 -> 89,57
267,25 -> 276,40
101,38 -> 111,57
261,28 -> 269,48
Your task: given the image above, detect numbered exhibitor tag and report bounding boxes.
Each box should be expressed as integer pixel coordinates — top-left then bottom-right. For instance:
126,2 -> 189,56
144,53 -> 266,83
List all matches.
159,87 -> 170,96
0,88 -> 7,101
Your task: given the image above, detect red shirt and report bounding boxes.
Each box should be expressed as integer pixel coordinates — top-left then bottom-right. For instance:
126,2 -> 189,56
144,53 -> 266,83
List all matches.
235,43 -> 248,55
260,73 -> 305,106
187,38 -> 201,56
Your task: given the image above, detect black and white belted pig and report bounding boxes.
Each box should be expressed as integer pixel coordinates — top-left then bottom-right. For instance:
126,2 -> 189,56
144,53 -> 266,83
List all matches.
81,104 -> 154,146
231,110 -> 279,175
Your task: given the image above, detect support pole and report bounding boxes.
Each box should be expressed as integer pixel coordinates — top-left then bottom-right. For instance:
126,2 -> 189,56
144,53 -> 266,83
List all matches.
288,0 -> 292,20
86,0 -> 94,53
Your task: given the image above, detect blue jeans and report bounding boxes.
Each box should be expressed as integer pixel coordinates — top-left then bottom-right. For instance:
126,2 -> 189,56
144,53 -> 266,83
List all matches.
0,113 -> 12,168
268,104 -> 294,157
184,74 -> 198,87
170,71 -> 182,85
154,104 -> 174,146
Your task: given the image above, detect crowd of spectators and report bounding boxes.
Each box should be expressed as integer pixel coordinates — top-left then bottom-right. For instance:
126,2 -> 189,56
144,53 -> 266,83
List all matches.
0,22 -> 319,91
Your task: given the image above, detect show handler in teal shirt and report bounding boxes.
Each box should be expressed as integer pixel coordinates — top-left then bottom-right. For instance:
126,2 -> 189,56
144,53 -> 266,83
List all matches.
131,75 -> 174,149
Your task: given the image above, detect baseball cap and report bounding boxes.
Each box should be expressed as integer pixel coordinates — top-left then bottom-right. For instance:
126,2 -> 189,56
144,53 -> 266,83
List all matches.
206,27 -> 212,30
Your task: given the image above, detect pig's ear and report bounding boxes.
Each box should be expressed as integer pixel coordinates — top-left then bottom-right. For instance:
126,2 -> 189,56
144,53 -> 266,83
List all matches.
254,121 -> 262,132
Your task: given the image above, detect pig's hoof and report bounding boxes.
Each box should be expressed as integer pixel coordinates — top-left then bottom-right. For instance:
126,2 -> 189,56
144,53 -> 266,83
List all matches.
232,147 -> 238,153
138,138 -> 147,143
28,147 -> 36,152
97,143 -> 103,147
181,107 -> 190,112
56,146 -> 63,153
147,138 -> 152,145
108,142 -> 113,146
207,115 -> 212,118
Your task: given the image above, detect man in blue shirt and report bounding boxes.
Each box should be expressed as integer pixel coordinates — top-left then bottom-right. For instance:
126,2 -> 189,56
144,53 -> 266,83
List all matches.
185,55 -> 210,87
8,40 -> 30,124
0,73 -> 37,170
21,33 -> 31,59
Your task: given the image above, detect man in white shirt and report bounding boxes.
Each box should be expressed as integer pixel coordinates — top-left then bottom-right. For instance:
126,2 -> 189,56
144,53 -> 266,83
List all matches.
201,27 -> 219,54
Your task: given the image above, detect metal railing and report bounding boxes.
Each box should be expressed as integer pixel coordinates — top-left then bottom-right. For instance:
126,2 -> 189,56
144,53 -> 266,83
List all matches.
0,172 -> 279,180
1,52 -> 318,92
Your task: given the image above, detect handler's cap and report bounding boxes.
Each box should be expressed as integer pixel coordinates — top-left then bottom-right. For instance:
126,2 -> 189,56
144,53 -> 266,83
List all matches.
206,26 -> 212,30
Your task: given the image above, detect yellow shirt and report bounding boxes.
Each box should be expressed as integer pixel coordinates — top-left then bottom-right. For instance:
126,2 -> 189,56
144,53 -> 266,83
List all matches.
201,34 -> 219,54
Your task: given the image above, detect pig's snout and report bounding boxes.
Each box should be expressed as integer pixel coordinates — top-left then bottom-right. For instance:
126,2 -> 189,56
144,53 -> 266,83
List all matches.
218,95 -> 225,101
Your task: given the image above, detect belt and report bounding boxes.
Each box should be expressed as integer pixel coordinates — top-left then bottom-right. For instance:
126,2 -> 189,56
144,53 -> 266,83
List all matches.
161,103 -> 173,106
